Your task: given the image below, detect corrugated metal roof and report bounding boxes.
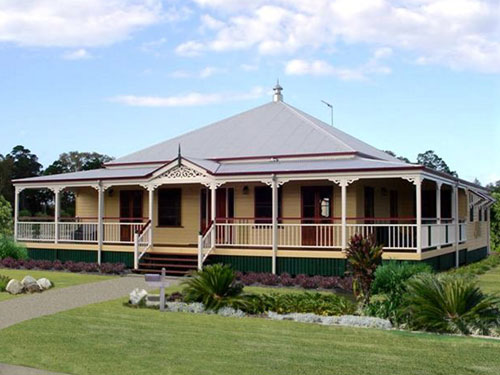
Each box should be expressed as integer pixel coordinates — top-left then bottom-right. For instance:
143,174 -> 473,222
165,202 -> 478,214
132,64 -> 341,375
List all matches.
14,166 -> 157,183
108,101 -> 401,165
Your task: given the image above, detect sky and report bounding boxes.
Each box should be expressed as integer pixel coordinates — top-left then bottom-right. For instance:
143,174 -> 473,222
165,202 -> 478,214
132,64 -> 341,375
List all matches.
0,0 -> 499,185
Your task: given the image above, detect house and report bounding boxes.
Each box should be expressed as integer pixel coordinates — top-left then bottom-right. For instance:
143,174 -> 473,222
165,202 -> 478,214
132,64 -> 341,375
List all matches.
13,84 -> 494,275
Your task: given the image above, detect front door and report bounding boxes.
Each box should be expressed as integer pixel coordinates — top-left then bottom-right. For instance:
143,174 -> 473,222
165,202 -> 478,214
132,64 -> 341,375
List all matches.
200,188 -> 234,234
301,186 -> 333,246
120,190 -> 143,242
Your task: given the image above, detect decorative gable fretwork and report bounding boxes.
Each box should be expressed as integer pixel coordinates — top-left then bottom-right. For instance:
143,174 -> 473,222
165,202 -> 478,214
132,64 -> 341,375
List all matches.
159,165 -> 205,179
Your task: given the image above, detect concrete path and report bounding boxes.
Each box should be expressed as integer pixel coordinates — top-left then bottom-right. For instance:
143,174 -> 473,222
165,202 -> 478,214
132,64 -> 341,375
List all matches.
0,275 -> 179,330
0,363 -> 68,375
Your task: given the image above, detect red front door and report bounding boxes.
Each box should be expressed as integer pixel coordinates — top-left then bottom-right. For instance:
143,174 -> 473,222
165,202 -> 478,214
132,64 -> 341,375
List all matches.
119,190 -> 143,242
301,186 -> 333,246
200,188 -> 234,233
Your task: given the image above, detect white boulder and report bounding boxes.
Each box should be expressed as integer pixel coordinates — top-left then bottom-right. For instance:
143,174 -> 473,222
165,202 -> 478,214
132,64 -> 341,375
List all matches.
37,278 -> 52,290
129,288 -> 148,306
21,275 -> 37,287
6,279 -> 24,295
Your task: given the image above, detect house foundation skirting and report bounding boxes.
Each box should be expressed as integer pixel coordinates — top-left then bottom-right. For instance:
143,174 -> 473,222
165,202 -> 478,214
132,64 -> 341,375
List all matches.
27,248 -> 134,268
20,245 -> 489,276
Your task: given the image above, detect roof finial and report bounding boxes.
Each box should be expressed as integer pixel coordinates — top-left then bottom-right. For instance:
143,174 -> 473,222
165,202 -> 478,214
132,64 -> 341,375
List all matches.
273,79 -> 283,102
177,144 -> 182,167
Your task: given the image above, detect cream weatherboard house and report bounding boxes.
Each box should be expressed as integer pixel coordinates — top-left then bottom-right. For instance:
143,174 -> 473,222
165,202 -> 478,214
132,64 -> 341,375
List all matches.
13,85 -> 494,275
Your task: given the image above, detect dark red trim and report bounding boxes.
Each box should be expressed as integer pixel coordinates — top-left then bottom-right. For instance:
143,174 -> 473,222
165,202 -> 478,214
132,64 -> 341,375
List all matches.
103,160 -> 172,167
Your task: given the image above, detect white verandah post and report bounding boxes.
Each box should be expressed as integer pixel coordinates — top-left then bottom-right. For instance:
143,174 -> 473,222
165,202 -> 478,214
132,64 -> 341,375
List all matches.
14,186 -> 20,241
148,186 -> 154,248
436,181 -> 442,249
271,176 -> 278,274
415,176 -> 422,254
453,185 -> 459,267
210,184 -> 217,249
54,188 -> 61,244
97,182 -> 104,265
341,181 -> 347,251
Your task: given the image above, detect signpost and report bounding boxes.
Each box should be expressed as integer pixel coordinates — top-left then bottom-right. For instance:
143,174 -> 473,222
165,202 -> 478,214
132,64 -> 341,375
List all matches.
144,268 -> 168,311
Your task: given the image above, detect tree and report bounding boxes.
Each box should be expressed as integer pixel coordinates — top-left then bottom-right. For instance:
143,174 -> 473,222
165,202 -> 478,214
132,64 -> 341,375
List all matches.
0,146 -> 45,215
487,181 -> 500,250
0,195 -> 13,236
417,150 -> 457,177
44,152 -> 113,217
44,151 -> 113,175
384,150 -> 412,164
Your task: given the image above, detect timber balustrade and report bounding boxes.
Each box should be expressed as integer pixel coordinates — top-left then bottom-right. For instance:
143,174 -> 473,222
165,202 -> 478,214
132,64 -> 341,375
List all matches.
17,216 -> 467,251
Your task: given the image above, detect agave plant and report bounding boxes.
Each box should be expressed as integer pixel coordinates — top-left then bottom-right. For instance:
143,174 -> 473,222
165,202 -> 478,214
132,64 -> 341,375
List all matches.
403,273 -> 500,335
182,264 -> 247,311
345,234 -> 383,305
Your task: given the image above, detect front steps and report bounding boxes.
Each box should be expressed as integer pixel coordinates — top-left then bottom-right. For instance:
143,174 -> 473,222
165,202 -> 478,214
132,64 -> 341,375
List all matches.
136,252 -> 199,276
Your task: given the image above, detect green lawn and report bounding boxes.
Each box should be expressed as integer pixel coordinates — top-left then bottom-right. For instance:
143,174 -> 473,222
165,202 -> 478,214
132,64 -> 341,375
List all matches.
478,263 -> 500,294
0,269 -> 115,302
0,297 -> 499,375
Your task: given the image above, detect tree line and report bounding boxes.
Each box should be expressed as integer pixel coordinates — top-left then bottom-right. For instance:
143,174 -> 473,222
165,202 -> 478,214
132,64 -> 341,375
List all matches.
0,146 -> 112,219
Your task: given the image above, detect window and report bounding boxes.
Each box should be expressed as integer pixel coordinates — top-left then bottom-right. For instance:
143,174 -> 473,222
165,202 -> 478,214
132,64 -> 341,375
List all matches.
254,186 -> 281,223
158,188 -> 181,226
470,206 -> 474,222
485,209 -> 488,222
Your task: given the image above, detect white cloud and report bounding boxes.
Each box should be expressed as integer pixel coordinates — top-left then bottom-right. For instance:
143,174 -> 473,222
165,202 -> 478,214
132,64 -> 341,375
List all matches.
176,40 -> 205,56
170,66 -> 225,78
240,63 -> 259,71
62,48 -> 92,60
180,0 -> 500,73
0,0 -> 165,47
285,48 -> 393,80
109,86 -> 266,107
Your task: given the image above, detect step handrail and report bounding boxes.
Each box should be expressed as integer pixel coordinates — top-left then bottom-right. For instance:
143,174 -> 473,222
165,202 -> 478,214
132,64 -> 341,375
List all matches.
197,221 -> 215,270
134,222 -> 153,269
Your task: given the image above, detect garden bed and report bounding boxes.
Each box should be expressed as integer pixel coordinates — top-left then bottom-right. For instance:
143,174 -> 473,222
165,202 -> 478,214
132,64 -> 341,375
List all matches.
0,257 -> 127,275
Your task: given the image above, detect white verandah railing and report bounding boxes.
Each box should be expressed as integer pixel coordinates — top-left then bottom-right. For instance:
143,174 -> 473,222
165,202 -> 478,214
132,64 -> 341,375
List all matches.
17,220 -> 148,244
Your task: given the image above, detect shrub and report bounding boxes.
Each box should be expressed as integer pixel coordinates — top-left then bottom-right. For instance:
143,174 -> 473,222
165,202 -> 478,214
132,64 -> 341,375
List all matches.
403,273 -> 500,335
245,292 -> 356,316
235,271 -> 352,292
100,262 -> 125,274
371,262 -> 433,296
0,274 -> 11,292
279,272 -> 295,287
0,236 -> 28,260
182,264 -> 247,311
345,234 -> 383,304
1,257 -> 18,268
450,254 -> 500,277
368,261 -> 432,322
52,260 -> 64,270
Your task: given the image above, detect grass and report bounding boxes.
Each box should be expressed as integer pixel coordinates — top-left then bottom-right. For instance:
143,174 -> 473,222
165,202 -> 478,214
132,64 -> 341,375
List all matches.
0,297 -> 499,375
478,262 -> 500,294
0,269 -> 116,302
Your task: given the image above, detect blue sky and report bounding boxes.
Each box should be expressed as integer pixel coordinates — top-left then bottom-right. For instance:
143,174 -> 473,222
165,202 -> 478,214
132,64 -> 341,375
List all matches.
0,0 -> 499,184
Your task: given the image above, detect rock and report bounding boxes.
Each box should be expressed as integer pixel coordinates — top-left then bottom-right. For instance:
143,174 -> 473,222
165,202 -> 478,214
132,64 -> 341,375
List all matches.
25,282 -> 41,293
37,278 -> 52,290
21,275 -> 37,287
21,275 -> 41,293
129,288 -> 148,306
6,279 -> 24,295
